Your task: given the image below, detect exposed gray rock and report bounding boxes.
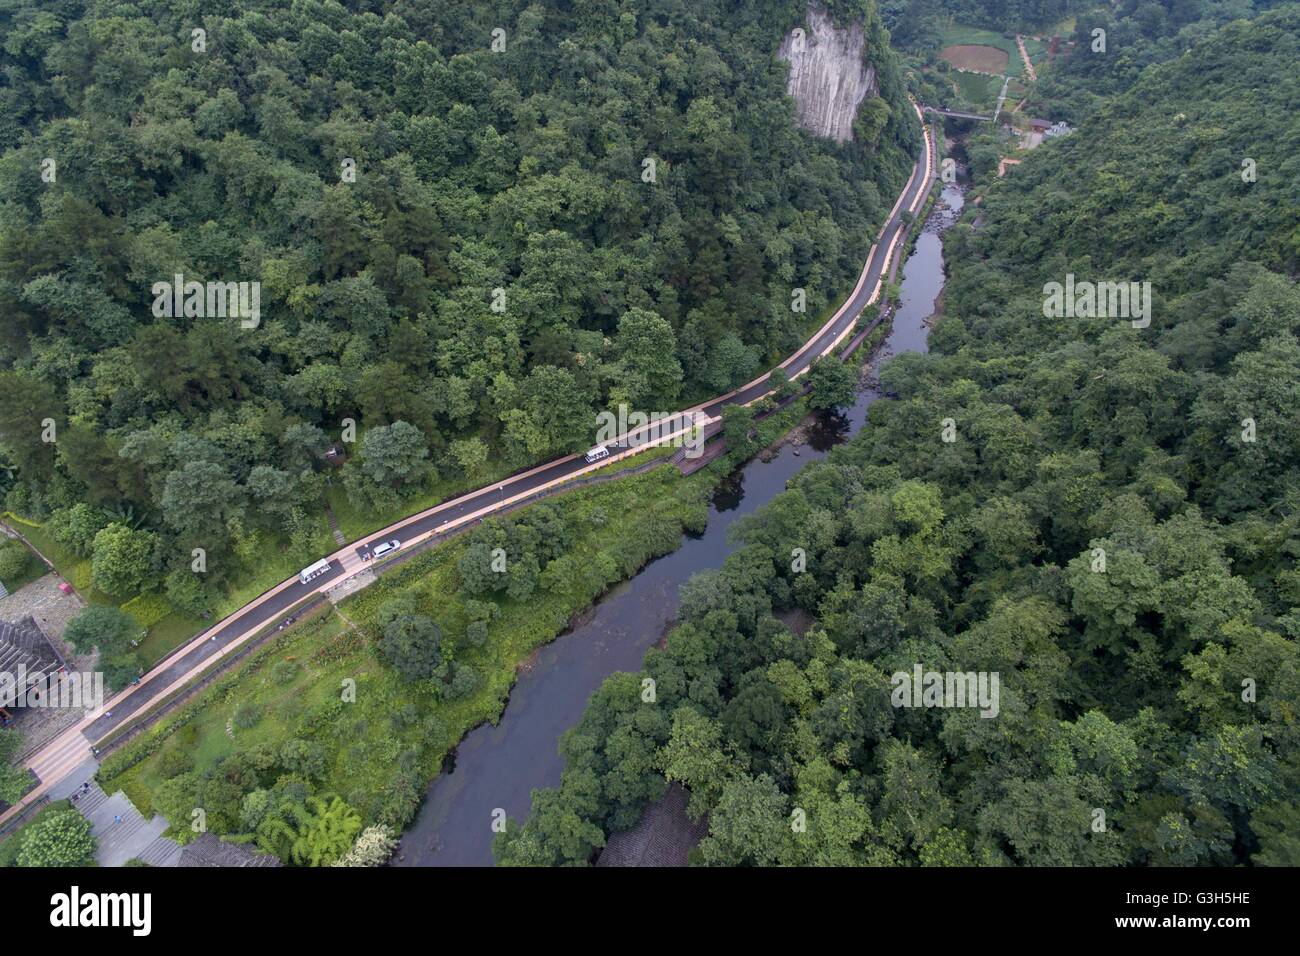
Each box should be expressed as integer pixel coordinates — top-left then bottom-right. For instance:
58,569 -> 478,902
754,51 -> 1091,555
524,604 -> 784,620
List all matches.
778,7 -> 878,143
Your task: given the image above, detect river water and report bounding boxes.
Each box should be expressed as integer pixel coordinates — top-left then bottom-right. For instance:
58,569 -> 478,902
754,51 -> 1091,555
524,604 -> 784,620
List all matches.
393,183 -> 966,867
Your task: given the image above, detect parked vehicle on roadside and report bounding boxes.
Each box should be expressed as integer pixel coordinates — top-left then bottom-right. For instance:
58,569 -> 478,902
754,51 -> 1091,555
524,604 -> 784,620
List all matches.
371,539 -> 402,559
298,559 -> 331,584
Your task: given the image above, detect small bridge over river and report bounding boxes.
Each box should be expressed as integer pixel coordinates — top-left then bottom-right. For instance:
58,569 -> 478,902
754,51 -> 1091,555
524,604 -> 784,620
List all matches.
921,105 -> 994,122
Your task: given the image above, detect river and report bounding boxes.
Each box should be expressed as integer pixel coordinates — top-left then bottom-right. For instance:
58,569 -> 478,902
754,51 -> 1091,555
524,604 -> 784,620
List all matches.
393,182 -> 966,867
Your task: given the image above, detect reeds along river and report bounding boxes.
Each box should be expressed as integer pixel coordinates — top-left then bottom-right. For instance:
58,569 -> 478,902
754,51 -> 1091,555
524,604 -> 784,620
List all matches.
393,183 -> 967,867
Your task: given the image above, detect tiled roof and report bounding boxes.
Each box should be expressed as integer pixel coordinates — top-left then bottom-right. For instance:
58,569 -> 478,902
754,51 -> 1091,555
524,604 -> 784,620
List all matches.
179,832 -> 282,867
0,616 -> 64,681
596,783 -> 708,867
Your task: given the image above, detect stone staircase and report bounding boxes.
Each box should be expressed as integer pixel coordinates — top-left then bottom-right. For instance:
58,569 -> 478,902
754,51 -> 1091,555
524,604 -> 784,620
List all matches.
324,503 -> 346,546
75,783 -> 182,867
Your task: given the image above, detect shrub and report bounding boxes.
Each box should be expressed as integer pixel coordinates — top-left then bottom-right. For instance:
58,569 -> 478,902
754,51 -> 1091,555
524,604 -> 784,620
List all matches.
155,744 -> 194,780
0,540 -> 29,581
465,619 -> 488,647
443,661 -> 482,701
232,703 -> 263,730
270,660 -> 299,685
278,739 -> 326,779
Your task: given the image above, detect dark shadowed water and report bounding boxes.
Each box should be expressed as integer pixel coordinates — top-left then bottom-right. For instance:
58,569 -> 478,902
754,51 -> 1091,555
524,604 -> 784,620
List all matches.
394,184 -> 965,866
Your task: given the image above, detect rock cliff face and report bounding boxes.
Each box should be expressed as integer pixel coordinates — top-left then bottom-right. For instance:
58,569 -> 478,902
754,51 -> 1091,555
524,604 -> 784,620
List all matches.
778,7 -> 878,144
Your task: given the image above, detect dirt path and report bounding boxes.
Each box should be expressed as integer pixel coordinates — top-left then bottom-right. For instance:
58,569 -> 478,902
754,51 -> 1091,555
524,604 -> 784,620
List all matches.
1015,35 -> 1038,81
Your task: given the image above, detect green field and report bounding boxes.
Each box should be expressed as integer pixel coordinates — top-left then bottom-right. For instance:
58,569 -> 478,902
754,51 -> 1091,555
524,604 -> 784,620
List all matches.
949,70 -> 1005,111
938,24 -> 1019,71
936,23 -> 1050,80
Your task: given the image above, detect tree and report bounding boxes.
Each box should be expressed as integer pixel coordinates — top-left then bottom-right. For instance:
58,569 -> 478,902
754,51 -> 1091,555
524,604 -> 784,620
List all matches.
63,606 -> 141,690
807,357 -> 858,412
657,706 -> 736,819
161,459 -> 244,545
47,504 -> 110,557
357,420 -> 431,490
333,824 -> 398,866
90,523 -> 157,597
17,808 -> 97,867
612,308 -> 683,408
0,371 -> 60,480
500,366 -> 592,465
246,465 -> 298,520
165,568 -> 215,617
378,613 -> 443,680
449,437 -> 489,480
697,773 -> 789,866
0,541 -> 30,582
721,403 -> 759,462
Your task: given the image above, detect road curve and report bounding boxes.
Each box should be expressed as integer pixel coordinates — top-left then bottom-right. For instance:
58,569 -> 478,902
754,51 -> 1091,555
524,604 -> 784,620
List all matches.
2,103 -> 936,823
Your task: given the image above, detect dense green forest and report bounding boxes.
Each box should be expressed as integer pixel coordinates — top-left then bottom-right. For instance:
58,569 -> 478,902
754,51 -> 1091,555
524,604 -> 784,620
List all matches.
495,5 -> 1300,866
1036,0 -> 1291,118
0,0 -> 915,615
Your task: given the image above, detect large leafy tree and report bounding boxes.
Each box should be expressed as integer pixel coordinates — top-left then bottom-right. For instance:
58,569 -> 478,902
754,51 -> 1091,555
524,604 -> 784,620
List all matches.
90,523 -> 157,597
17,808 -> 97,867
377,613 -> 443,681
63,605 -> 142,690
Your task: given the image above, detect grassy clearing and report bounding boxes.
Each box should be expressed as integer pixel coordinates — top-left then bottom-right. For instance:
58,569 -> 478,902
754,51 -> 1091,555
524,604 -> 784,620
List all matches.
136,610 -> 208,665
949,70 -> 1005,111
4,514 -> 99,600
98,463 -> 712,842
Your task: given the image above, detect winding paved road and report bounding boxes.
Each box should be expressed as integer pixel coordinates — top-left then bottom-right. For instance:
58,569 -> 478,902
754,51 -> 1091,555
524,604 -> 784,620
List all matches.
1,102 -> 936,826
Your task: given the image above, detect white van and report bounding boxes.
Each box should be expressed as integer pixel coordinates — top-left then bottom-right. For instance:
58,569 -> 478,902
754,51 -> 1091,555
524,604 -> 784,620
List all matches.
584,445 -> 610,464
298,559 -> 331,584
371,539 -> 401,558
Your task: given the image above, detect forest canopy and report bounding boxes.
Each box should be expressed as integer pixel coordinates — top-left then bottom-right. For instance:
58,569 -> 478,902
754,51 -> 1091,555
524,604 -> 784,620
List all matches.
495,5 -> 1300,867
0,0 -> 915,600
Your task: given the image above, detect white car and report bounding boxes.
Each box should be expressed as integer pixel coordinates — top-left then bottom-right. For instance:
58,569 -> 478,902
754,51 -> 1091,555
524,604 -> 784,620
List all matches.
584,445 -> 610,464
371,539 -> 401,558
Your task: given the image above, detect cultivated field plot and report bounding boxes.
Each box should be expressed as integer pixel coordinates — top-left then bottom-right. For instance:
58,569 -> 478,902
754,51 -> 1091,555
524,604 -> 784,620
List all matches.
940,43 -> 1009,75
936,23 -> 1043,77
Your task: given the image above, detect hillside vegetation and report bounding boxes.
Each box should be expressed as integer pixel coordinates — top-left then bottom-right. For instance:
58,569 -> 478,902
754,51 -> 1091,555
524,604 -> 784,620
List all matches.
496,5 -> 1300,866
0,0 -> 914,644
